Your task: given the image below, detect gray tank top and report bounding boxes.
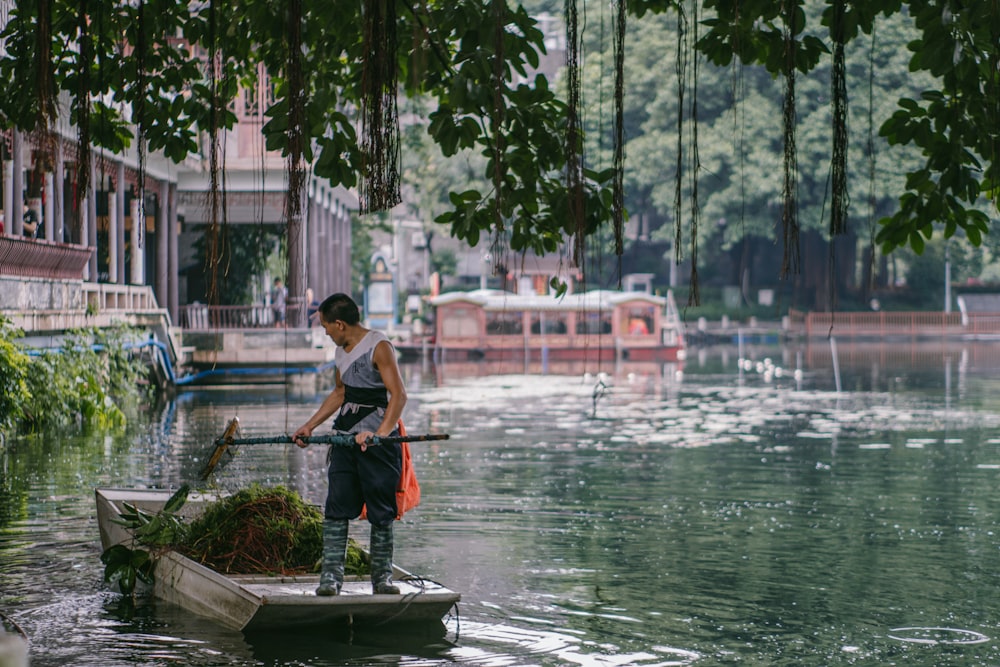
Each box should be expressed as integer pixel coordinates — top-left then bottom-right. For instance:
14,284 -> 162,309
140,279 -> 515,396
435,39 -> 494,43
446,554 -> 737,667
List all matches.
332,330 -> 394,434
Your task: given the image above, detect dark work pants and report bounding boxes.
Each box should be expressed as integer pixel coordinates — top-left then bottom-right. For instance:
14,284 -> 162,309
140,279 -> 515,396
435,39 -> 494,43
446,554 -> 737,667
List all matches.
325,440 -> 402,526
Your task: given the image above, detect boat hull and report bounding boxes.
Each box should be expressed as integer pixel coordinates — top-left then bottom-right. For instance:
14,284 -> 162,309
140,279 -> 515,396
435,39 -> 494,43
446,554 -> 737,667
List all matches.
95,488 -> 460,632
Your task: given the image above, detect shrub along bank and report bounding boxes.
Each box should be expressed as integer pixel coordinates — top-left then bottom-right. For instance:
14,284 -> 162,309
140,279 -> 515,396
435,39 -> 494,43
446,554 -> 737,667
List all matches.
0,316 -> 150,435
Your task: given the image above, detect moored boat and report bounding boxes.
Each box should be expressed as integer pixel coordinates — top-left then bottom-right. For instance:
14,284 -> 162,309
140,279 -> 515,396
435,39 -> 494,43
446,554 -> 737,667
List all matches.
95,488 -> 460,632
426,287 -> 686,362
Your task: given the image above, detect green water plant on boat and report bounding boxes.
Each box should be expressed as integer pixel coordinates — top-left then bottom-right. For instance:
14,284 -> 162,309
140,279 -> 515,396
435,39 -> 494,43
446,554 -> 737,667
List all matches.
101,485 -> 369,600
101,485 -> 191,598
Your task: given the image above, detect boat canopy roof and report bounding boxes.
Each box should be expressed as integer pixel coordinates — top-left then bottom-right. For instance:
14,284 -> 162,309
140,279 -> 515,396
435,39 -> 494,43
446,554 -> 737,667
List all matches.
429,289 -> 667,312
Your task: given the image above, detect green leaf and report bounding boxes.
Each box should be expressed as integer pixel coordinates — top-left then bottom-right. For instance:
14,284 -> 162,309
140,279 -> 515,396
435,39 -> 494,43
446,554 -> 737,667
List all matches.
131,549 -> 155,585
101,544 -> 132,572
966,222 -> 982,246
163,485 -> 190,515
549,277 -> 568,298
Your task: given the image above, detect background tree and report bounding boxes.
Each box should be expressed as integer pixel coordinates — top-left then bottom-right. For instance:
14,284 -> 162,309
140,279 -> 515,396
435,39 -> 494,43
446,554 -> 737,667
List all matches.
0,0 -> 996,304
190,225 -> 283,305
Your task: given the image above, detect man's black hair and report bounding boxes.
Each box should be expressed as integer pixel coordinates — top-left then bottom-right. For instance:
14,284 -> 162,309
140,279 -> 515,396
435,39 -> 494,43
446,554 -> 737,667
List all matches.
319,293 -> 361,325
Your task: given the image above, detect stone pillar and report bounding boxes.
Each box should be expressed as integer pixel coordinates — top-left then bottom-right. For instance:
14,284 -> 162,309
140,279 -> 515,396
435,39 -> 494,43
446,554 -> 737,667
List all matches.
130,196 -> 143,284
87,158 -> 98,281
54,149 -> 64,243
168,182 -> 179,321
320,191 -> 332,297
308,184 -> 320,298
339,200 -> 352,294
12,130 -> 23,236
107,183 -> 117,283
3,158 -> 12,235
80,193 -> 90,280
43,171 -> 54,242
332,198 -> 342,294
116,161 -> 126,284
156,180 -> 169,312
329,197 -> 340,297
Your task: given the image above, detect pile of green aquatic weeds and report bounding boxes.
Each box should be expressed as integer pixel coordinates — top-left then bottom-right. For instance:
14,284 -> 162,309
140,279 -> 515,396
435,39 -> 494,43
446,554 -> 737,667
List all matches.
180,484 -> 369,576
103,485 -> 370,598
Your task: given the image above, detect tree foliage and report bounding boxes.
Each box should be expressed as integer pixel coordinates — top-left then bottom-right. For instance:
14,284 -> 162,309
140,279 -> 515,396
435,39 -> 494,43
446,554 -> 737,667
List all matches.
595,8 -> 934,254
697,0 -> 998,253
0,0 -> 996,263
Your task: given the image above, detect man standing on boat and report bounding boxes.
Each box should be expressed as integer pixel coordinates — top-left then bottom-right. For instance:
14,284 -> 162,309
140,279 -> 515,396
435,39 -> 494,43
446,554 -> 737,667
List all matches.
292,293 -> 408,596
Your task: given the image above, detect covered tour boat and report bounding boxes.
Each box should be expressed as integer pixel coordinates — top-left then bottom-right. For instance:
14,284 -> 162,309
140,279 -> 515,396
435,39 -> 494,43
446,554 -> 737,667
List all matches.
427,287 -> 686,362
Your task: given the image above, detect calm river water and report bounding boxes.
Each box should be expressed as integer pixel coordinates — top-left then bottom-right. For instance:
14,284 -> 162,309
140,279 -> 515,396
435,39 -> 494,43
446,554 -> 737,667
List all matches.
4,340 -> 1000,666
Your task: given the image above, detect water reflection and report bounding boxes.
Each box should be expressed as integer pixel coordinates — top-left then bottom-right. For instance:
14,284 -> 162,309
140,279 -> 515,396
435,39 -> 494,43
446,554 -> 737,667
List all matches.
4,342 -> 1000,665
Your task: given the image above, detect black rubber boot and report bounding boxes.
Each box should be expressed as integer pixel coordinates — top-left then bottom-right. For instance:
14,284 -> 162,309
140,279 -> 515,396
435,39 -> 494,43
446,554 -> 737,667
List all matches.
316,518 -> 348,596
370,523 -> 400,594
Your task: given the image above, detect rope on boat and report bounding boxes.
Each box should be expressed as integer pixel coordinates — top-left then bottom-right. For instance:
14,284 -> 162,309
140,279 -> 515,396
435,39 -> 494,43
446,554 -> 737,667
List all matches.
364,575 -> 459,629
367,575 -> 431,627
443,597 -> 461,639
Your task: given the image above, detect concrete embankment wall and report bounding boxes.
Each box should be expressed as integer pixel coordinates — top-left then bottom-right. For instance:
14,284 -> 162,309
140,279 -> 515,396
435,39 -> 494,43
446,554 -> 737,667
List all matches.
0,275 -> 84,311
1,276 -> 180,385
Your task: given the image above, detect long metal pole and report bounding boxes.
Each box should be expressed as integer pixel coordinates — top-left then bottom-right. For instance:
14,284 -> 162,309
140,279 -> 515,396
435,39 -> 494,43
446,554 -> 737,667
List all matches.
214,433 -> 449,447
200,431 -> 448,480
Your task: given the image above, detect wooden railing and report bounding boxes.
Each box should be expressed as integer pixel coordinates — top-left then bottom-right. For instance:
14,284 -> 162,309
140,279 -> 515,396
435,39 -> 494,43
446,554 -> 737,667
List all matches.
789,309 -> 1000,337
179,303 -> 308,330
962,313 -> 1000,335
0,235 -> 93,280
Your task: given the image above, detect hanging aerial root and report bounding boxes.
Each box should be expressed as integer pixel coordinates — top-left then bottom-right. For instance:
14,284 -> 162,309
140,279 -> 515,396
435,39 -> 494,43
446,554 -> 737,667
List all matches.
612,0 -> 627,266
360,0 -> 401,213
780,0 -> 800,278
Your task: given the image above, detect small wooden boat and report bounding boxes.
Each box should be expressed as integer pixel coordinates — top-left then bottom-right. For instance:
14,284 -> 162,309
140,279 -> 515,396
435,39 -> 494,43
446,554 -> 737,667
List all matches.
95,488 -> 460,632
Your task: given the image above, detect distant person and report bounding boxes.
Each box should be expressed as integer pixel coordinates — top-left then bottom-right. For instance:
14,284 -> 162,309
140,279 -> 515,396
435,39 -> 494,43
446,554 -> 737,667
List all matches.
271,277 -> 287,327
292,293 -> 408,597
306,287 -> 320,324
22,205 -> 40,238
